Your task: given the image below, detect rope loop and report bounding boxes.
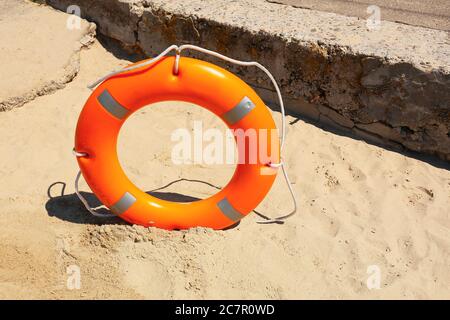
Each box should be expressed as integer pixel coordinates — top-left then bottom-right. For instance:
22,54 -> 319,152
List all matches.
173,48 -> 181,75
72,148 -> 88,157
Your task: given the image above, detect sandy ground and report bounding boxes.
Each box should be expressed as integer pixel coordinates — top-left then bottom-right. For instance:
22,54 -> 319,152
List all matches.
0,37 -> 450,299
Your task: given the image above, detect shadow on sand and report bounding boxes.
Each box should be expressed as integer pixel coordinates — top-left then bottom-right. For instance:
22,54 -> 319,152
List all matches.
45,179 -> 242,229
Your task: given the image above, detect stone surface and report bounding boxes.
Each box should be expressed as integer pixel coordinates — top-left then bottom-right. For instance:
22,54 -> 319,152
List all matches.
268,0 -> 450,31
34,0 -> 450,161
0,0 -> 95,111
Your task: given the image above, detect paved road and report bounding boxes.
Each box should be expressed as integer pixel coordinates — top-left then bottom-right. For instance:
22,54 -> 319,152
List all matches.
268,0 -> 450,31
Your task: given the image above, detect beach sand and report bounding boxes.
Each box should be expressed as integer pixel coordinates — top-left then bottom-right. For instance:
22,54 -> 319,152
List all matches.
0,38 -> 449,299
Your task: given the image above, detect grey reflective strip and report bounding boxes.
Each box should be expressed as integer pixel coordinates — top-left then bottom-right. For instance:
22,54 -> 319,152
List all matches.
97,90 -> 129,119
217,198 -> 244,222
222,96 -> 256,125
110,192 -> 136,215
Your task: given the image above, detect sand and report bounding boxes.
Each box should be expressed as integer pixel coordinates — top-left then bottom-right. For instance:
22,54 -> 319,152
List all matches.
0,36 -> 449,299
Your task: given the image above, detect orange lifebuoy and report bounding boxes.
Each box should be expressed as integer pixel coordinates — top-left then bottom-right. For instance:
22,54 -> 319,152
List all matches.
75,57 -> 279,230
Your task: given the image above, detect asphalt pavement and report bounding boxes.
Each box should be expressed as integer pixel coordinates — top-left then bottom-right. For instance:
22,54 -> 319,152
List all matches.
268,0 -> 450,31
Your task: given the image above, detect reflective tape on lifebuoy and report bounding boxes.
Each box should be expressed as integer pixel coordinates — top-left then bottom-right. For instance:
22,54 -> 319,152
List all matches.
75,57 -> 279,230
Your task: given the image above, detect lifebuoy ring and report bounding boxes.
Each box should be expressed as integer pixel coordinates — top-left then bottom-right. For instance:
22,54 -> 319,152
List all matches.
75,57 -> 279,230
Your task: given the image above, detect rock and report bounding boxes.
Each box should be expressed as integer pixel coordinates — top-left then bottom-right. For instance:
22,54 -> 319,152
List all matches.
355,122 -> 402,142
0,0 -> 96,111
318,105 -> 354,129
33,0 -> 450,161
45,0 -> 142,48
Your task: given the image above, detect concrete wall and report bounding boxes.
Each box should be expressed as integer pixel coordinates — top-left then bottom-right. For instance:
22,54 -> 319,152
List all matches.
37,0 -> 450,161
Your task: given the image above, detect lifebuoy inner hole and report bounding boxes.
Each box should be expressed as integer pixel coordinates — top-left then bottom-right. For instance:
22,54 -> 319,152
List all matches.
117,101 -> 238,203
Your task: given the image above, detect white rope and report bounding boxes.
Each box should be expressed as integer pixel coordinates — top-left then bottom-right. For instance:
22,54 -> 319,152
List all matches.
87,45 -> 180,90
175,44 -> 287,152
72,148 -> 114,217
79,44 -> 297,224
74,171 -> 116,218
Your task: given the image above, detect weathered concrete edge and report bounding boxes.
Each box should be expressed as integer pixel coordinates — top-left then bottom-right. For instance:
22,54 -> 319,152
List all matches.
0,4 -> 96,112
36,0 -> 450,161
